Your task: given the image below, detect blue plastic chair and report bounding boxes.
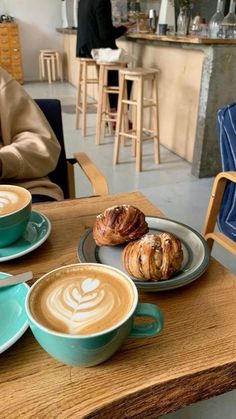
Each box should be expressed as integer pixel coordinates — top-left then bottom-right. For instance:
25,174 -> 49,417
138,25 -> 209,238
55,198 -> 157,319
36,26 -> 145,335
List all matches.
203,102 -> 236,255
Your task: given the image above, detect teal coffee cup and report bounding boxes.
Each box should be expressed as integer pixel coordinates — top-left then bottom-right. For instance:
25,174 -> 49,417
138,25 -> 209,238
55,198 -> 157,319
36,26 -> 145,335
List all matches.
25,263 -> 164,367
0,185 -> 32,247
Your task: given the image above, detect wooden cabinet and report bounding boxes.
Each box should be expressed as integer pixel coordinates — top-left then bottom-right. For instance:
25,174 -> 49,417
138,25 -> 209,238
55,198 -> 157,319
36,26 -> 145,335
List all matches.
0,23 -> 23,83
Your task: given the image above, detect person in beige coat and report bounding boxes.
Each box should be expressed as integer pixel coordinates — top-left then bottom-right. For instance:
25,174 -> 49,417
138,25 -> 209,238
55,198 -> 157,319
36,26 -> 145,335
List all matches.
0,67 -> 63,202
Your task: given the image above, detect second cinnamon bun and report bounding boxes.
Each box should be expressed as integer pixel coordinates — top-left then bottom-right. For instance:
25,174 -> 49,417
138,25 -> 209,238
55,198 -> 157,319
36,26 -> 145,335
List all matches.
122,232 -> 183,281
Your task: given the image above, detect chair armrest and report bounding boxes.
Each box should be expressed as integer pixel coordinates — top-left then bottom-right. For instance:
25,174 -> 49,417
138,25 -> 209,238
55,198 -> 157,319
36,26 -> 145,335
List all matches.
202,171 -> 236,251
215,171 -> 236,183
73,152 -> 109,196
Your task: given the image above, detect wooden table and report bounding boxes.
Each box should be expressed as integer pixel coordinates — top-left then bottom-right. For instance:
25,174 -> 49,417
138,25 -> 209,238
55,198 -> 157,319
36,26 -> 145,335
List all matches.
1,192 -> 236,418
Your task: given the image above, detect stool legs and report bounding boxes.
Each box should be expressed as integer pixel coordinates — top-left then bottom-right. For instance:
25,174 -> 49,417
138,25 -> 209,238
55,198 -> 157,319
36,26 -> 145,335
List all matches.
131,87 -> 137,157
76,58 -> 99,137
75,59 -> 82,130
39,53 -> 43,80
82,61 -> 88,137
101,67 -> 108,137
152,73 -> 160,164
96,63 -> 127,145
96,64 -> 105,145
136,76 -> 143,172
55,52 -> 63,82
46,58 -> 52,84
113,73 -> 126,164
51,56 -> 56,82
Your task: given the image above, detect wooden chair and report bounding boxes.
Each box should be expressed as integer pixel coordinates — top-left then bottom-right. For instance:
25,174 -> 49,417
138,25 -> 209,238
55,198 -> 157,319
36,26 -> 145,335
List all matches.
35,99 -> 108,199
202,102 -> 236,255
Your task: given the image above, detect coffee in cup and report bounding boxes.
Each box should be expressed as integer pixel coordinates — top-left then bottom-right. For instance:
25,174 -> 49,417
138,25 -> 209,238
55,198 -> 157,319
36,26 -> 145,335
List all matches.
26,263 -> 164,367
29,264 -> 134,335
0,185 -> 32,247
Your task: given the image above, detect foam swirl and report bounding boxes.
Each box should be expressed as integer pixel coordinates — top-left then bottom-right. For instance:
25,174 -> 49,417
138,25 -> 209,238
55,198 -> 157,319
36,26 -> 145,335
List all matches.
0,191 -> 19,211
0,188 -> 29,215
43,277 -> 122,334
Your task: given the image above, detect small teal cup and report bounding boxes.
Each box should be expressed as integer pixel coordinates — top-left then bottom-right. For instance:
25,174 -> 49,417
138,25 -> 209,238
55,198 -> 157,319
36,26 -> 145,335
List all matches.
25,263 -> 164,367
0,185 -> 32,247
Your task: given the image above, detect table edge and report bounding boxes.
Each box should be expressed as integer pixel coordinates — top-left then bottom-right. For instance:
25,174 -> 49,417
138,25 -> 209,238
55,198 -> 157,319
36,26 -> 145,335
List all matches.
84,361 -> 236,418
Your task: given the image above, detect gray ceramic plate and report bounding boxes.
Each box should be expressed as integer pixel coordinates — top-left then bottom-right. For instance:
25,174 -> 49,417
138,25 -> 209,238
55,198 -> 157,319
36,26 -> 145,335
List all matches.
77,216 -> 210,292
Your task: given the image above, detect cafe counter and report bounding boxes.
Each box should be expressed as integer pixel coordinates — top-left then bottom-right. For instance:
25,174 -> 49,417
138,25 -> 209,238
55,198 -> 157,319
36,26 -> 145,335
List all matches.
58,28 -> 236,177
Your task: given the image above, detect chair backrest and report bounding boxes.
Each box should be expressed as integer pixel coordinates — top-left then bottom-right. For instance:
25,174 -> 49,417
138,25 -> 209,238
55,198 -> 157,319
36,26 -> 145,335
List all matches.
217,103 -> 236,241
34,99 -> 69,198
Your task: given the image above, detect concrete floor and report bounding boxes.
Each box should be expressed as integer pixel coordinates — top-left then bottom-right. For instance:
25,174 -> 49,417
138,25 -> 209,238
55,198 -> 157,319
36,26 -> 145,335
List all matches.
25,81 -> 236,419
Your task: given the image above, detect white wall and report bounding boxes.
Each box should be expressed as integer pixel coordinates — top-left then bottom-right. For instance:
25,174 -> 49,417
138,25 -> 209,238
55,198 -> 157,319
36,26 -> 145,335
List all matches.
0,0 -> 63,81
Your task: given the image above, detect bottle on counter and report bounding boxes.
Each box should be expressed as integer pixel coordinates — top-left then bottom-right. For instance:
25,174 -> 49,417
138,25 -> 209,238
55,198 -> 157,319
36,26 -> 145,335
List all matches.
222,0 -> 236,24
190,12 -> 204,35
177,7 -> 191,35
220,0 -> 236,38
208,0 -> 224,38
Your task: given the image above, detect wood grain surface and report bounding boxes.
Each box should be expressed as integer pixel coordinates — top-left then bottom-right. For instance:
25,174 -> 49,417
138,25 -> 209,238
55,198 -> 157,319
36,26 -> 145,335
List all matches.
1,192 -> 236,418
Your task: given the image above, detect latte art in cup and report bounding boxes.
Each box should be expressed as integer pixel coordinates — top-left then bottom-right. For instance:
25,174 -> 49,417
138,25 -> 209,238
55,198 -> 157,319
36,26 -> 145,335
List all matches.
29,265 -> 134,335
0,185 -> 30,215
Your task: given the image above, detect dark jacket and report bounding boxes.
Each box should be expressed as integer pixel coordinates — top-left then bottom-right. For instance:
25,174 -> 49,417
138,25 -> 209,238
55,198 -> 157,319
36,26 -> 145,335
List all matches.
76,0 -> 127,57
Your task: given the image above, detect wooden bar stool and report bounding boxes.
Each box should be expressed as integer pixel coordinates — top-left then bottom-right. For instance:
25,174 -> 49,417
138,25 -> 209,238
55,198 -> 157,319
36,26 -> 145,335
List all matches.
95,61 -> 127,145
75,57 -> 99,137
39,50 -> 63,84
39,51 -> 55,83
113,67 -> 160,172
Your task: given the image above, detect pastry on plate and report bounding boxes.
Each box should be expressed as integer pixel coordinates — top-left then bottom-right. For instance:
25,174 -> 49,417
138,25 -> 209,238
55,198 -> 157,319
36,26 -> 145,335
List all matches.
122,232 -> 183,281
93,204 -> 149,246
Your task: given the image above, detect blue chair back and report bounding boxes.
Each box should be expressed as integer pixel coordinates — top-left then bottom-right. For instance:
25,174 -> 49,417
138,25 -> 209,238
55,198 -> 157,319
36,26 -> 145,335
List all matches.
217,102 -> 236,241
34,99 -> 69,198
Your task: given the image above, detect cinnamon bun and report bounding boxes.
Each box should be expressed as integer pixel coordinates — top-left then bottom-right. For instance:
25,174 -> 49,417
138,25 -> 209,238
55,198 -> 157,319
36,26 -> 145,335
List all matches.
93,204 -> 149,246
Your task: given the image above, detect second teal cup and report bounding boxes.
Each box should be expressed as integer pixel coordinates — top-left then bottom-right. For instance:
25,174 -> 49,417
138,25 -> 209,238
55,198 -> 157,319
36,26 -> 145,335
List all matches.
0,185 -> 32,247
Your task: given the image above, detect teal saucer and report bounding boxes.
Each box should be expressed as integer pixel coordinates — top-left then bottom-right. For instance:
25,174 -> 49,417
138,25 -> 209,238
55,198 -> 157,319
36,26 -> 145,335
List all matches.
0,210 -> 51,262
0,272 -> 29,353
